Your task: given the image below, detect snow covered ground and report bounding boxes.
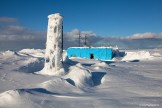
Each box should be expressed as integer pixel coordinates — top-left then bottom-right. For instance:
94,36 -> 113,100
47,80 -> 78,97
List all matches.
0,48 -> 162,108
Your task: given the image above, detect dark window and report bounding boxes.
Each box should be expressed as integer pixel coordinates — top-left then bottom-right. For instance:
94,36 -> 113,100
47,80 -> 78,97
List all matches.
90,54 -> 94,59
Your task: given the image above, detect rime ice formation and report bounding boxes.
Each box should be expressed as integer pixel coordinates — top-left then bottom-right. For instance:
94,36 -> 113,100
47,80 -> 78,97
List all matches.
44,13 -> 64,75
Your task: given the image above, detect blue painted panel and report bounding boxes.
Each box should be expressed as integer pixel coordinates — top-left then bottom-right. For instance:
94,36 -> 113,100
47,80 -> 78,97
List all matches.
67,47 -> 113,60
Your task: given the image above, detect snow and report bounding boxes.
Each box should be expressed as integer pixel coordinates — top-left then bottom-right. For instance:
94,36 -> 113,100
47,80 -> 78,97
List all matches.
36,50 -> 68,76
69,46 -> 113,48
63,63 -> 94,88
92,61 -> 109,67
0,90 -> 20,104
122,50 -> 153,61
19,48 -> 45,57
152,52 -> 161,57
0,48 -> 162,108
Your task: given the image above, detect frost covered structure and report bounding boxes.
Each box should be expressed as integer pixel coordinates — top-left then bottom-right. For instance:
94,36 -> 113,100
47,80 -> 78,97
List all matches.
44,13 -> 64,74
67,47 -> 113,60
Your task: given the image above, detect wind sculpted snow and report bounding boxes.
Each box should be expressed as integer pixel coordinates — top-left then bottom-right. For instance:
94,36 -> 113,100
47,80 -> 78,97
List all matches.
0,49 -> 162,108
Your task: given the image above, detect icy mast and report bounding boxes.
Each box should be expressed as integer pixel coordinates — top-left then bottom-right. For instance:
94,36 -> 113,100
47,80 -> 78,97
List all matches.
44,13 -> 64,75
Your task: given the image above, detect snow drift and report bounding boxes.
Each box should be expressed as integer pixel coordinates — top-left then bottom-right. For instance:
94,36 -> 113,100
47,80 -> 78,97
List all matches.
0,48 -> 162,108
39,78 -> 83,94
64,63 -> 94,89
0,90 -> 22,107
122,50 -> 153,61
0,89 -> 33,108
19,49 -> 45,57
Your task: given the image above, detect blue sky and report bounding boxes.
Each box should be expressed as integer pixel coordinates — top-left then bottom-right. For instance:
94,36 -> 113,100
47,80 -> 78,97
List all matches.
0,0 -> 162,36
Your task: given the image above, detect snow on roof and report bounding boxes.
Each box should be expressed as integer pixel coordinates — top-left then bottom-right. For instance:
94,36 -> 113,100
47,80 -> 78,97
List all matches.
48,13 -> 62,19
68,47 -> 113,49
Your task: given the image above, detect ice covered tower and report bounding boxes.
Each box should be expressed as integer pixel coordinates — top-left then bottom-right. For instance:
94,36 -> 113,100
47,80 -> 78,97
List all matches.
44,13 -> 64,75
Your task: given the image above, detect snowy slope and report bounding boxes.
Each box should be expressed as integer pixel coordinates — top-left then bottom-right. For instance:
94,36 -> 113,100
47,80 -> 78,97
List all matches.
0,49 -> 162,108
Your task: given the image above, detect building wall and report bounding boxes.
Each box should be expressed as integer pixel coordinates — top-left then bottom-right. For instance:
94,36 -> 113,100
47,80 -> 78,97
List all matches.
67,47 -> 113,60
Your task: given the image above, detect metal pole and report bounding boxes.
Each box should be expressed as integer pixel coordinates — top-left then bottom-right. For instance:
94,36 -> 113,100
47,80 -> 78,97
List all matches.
84,34 -> 87,46
79,31 -> 80,47
62,24 -> 64,63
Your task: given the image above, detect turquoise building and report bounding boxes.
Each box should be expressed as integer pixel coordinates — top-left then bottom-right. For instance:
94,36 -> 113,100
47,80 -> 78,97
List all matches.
67,47 -> 113,60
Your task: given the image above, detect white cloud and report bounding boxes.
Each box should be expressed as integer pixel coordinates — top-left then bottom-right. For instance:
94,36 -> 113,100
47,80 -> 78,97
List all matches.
0,25 -> 46,41
128,32 -> 162,39
0,17 -> 18,23
65,29 -> 80,39
0,25 -> 162,50
160,32 -> 162,37
65,28 -> 96,38
62,29 -> 97,48
81,31 -> 96,37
